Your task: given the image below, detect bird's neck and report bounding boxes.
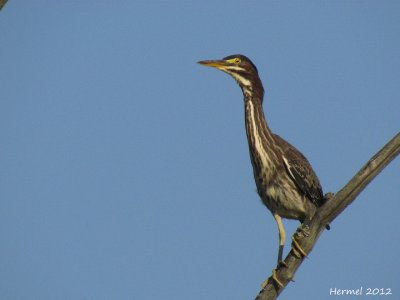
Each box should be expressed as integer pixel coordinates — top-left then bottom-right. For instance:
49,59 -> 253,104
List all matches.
244,95 -> 279,176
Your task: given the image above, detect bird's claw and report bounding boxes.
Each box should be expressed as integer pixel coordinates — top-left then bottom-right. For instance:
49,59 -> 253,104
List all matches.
291,236 -> 307,258
296,223 -> 310,238
260,278 -> 269,290
271,268 -> 284,288
260,269 -> 284,290
272,268 -> 284,288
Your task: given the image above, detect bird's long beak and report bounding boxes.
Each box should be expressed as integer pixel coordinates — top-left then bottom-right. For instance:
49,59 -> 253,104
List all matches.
197,59 -> 228,70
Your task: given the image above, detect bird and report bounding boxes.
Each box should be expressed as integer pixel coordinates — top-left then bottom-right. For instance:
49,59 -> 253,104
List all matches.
198,55 -> 329,284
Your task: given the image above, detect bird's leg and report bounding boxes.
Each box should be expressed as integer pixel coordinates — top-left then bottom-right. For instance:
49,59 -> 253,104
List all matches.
277,245 -> 285,267
273,214 -> 288,268
260,214 -> 287,290
291,220 -> 311,258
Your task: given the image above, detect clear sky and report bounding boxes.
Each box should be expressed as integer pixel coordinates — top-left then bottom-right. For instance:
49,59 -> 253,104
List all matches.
1,1 -> 399,299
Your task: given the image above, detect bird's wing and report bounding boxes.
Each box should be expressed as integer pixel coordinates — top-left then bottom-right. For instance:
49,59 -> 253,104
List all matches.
274,134 -> 325,207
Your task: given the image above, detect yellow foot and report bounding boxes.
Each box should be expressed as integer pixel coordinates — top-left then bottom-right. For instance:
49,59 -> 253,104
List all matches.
271,268 -> 284,288
291,236 -> 307,258
260,269 -> 284,290
260,278 -> 269,290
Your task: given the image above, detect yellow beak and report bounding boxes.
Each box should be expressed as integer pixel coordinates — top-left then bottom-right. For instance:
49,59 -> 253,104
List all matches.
197,60 -> 228,69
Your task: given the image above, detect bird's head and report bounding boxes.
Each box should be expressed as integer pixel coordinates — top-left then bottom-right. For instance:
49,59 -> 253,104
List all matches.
198,54 -> 264,100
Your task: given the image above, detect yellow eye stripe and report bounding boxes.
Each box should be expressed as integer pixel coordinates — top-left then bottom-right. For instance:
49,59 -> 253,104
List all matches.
225,58 -> 241,64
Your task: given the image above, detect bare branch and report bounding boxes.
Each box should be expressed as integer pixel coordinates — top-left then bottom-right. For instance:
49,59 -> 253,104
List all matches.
255,132 -> 400,300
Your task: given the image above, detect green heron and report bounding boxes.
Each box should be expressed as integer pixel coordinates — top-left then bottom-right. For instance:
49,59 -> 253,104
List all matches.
198,55 -> 329,285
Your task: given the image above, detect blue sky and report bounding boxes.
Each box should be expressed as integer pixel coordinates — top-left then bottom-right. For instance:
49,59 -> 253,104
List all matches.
1,1 -> 399,299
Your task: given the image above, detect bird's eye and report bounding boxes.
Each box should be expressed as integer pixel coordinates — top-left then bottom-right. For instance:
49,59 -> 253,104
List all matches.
234,58 -> 241,64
